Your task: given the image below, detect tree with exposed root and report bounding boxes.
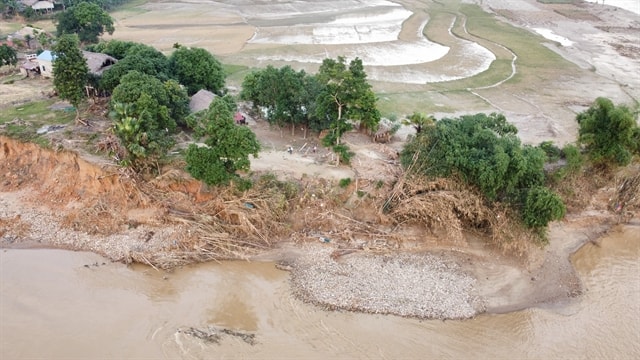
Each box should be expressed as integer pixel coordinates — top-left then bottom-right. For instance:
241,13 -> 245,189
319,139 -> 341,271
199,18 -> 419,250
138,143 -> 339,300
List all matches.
53,34 -> 89,125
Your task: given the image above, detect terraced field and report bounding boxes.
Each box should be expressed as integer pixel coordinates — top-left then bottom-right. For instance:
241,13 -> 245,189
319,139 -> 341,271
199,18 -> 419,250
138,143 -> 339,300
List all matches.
19,0 -> 640,144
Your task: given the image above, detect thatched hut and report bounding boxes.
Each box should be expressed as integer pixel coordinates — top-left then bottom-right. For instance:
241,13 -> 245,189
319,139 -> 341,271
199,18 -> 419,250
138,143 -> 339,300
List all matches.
189,89 -> 216,113
81,51 -> 117,76
373,124 -> 392,143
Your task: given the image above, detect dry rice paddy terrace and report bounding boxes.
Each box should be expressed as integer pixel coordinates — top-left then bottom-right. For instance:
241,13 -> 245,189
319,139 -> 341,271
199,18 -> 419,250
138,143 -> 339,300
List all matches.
53,0 -> 640,144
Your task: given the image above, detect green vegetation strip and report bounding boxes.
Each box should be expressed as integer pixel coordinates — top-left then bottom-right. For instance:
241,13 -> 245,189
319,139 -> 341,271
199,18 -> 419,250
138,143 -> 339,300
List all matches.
0,100 -> 75,146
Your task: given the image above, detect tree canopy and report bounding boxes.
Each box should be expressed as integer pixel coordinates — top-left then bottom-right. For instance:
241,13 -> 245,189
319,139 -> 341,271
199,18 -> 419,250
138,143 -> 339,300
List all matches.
402,112 -> 434,134
52,34 -> 88,123
240,65 -> 320,134
111,70 -> 189,134
315,56 -> 381,144
576,97 -> 639,166
88,41 -> 169,92
185,97 -> 261,186
168,46 -> 225,96
0,44 -> 18,67
56,2 -> 115,44
108,72 -> 188,171
85,39 -> 138,59
401,112 -> 565,229
100,55 -> 159,92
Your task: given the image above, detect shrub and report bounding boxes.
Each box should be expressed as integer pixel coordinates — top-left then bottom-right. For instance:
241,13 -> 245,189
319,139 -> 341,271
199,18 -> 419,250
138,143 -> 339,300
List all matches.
339,178 -> 352,188
332,144 -> 355,165
538,141 -> 562,162
401,112 -> 565,231
522,186 -> 566,229
184,98 -> 260,187
577,97 -> 638,167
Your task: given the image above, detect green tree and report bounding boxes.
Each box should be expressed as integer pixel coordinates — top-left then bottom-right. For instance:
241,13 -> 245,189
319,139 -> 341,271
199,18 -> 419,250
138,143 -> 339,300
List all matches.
56,2 -> 115,44
168,46 -> 225,95
110,102 -> 147,165
1,0 -> 19,18
36,30 -> 51,50
111,71 -> 188,133
401,112 -> 564,230
522,186 -> 566,229
124,44 -> 168,75
109,71 -> 189,171
0,44 -> 18,67
185,97 -> 261,186
576,97 -> 638,166
100,55 -> 160,92
93,41 -> 169,92
240,65 -> 320,135
163,79 -> 190,127
52,34 -> 88,124
85,39 -> 137,59
109,99 -> 174,172
402,112 -> 434,134
315,56 -> 381,144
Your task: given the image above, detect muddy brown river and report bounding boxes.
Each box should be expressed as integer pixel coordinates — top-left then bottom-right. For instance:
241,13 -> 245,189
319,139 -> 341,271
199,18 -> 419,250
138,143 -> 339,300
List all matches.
1,225 -> 638,359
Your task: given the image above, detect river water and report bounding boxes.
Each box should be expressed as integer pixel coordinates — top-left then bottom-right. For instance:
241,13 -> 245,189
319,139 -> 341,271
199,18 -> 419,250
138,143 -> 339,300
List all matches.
1,225 -> 638,359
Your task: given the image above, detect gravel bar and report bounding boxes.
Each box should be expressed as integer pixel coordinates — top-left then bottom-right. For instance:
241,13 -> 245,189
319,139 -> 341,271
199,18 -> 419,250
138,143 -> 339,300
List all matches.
289,244 -> 485,320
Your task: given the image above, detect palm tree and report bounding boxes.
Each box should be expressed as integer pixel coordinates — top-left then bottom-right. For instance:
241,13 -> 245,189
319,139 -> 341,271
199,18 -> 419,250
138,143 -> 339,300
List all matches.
402,112 -> 435,134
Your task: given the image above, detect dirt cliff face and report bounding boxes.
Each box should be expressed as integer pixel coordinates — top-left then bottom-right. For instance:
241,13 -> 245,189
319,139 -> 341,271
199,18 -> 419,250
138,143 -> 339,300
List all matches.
1,136 -> 127,202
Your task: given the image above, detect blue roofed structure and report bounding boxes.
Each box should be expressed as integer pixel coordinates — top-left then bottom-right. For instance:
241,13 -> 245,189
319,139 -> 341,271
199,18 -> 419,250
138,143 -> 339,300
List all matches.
37,50 -> 56,78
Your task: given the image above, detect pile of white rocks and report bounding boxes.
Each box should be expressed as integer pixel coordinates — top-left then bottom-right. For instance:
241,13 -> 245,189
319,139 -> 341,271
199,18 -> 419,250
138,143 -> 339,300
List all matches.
289,244 -> 485,319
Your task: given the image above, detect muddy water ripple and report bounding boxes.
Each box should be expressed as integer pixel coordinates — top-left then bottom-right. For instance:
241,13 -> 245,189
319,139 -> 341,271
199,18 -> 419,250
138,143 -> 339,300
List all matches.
1,225 -> 638,359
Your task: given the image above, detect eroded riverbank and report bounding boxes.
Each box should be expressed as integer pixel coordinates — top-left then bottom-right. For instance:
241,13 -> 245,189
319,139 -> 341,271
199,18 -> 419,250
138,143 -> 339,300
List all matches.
1,134 -> 637,320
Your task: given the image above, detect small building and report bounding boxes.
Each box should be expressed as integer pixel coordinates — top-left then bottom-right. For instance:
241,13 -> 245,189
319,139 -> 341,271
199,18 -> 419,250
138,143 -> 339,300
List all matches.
31,0 -> 54,12
32,50 -> 117,79
189,89 -> 216,113
81,51 -> 117,76
20,60 -> 40,77
37,50 -> 55,78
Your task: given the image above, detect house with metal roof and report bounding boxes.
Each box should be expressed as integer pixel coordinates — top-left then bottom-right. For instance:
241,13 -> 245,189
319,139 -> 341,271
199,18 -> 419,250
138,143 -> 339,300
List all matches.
36,50 -> 55,78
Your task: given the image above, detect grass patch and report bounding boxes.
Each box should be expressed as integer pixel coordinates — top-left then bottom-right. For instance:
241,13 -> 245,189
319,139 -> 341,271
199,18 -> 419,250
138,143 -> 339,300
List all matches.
223,63 -> 250,86
107,0 -> 150,20
339,178 -> 352,188
417,4 -> 577,93
537,0 -> 575,4
377,91 -> 454,117
0,73 -> 24,84
0,100 -> 75,143
0,22 -> 23,35
460,4 -> 574,72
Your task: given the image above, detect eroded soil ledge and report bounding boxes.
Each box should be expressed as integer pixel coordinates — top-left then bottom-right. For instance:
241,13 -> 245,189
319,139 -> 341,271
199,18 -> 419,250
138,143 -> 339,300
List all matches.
1,136 -> 636,319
